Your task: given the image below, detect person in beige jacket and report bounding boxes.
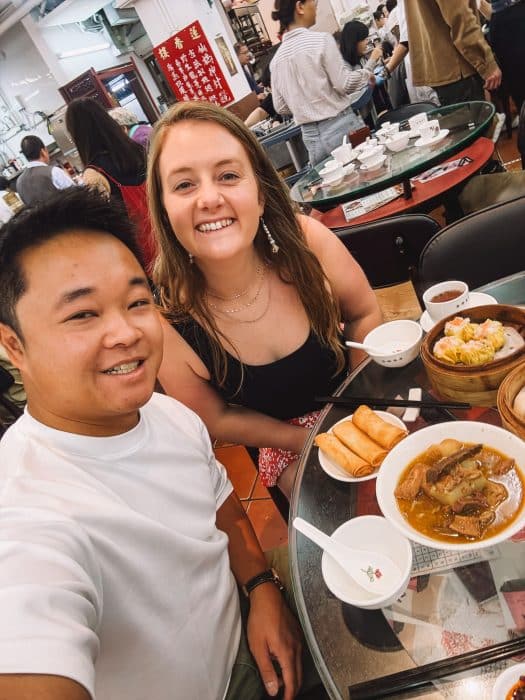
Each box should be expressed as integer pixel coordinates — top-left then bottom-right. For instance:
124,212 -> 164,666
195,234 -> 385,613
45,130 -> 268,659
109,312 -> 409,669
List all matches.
386,0 -> 501,106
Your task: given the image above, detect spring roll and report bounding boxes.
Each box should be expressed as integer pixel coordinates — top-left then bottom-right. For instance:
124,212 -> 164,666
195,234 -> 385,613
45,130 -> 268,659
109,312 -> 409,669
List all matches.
352,404 -> 408,450
333,420 -> 388,467
315,433 -> 374,477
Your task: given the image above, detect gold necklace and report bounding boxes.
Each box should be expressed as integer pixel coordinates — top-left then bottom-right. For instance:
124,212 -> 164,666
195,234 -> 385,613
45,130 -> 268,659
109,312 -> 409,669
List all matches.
221,279 -> 271,324
207,264 -> 262,302
207,265 -> 267,314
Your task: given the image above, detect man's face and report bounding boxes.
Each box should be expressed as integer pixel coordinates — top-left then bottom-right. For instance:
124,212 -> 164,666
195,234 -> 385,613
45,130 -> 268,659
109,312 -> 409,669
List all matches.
0,230 -> 163,436
237,45 -> 251,66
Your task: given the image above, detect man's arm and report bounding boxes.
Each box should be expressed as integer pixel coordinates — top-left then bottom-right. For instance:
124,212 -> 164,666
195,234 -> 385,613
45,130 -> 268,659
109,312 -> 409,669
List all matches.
436,0 -> 501,89
51,166 -> 76,190
216,492 -> 302,700
0,674 -> 91,700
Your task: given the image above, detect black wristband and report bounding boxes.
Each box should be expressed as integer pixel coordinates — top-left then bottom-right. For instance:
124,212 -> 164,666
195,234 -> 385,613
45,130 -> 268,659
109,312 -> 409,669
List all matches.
242,568 -> 284,597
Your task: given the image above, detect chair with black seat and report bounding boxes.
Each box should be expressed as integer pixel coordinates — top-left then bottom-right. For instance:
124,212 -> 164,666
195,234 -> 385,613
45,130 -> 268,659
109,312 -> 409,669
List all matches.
375,101 -> 438,128
416,195 -> 525,300
334,213 -> 441,289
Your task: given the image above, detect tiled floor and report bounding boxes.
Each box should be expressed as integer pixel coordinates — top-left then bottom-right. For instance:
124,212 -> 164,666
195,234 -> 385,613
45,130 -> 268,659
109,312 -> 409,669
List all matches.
216,121 -> 522,553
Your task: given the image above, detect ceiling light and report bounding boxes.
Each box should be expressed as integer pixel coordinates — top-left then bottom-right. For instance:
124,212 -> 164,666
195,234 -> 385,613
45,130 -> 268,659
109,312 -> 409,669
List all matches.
58,42 -> 110,59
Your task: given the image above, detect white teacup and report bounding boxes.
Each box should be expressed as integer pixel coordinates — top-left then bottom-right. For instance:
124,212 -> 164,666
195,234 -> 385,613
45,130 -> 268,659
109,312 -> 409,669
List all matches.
418,119 -> 440,142
384,123 -> 400,137
408,113 -> 429,132
423,280 -> 470,321
331,143 -> 354,164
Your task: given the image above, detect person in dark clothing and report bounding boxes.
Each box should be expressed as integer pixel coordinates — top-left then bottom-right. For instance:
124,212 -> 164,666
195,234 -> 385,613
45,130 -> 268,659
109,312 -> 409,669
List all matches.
146,101 -> 382,499
65,98 -> 156,272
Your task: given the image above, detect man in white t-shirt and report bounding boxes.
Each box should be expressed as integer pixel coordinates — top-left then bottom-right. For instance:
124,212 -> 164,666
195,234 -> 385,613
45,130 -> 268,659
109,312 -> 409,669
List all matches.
0,188 -> 304,700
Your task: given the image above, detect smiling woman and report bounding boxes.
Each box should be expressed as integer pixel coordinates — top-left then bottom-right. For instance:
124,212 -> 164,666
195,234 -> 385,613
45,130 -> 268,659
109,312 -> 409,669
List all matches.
147,102 -> 382,502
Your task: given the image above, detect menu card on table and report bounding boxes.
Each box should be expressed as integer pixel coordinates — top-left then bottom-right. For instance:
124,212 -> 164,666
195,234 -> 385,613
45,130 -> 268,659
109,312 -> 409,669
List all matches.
341,184 -> 404,222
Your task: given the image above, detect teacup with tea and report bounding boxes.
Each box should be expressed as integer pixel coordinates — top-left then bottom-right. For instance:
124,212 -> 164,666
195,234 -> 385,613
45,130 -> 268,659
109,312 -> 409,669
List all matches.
423,280 -> 470,321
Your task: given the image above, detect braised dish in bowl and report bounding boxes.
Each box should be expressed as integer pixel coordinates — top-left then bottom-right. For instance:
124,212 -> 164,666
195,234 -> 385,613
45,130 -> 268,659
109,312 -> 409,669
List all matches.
376,421 -> 525,550
421,304 -> 525,406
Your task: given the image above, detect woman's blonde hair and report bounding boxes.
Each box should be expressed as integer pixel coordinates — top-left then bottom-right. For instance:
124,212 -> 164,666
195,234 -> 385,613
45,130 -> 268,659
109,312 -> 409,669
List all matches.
147,101 -> 345,387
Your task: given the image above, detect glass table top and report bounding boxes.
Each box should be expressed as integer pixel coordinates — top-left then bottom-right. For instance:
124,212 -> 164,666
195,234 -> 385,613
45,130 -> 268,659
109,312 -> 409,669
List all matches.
290,272 -> 525,699
290,101 -> 495,209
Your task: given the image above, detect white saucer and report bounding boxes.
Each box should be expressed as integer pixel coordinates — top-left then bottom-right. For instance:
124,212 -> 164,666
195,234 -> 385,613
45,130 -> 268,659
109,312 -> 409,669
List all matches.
419,292 -> 498,333
492,663 -> 525,700
360,155 -> 387,173
415,128 -> 450,148
318,411 -> 407,483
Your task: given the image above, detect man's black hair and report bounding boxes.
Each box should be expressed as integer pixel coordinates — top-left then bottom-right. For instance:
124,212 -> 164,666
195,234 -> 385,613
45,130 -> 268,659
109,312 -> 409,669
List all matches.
20,135 -> 46,162
0,187 -> 144,337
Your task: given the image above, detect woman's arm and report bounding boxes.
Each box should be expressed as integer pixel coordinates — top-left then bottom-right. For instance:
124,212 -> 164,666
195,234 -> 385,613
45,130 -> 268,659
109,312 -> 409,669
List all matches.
158,320 -> 309,453
300,215 -> 383,367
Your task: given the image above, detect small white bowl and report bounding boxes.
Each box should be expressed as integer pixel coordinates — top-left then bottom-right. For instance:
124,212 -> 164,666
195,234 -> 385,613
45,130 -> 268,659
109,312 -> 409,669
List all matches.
331,143 -> 354,164
492,663 -> 525,700
358,145 -> 384,165
360,154 -> 387,172
376,421 -> 525,551
422,280 -> 469,322
318,160 -> 340,176
321,515 -> 412,609
342,162 -> 356,176
363,320 -> 423,367
386,132 -> 410,152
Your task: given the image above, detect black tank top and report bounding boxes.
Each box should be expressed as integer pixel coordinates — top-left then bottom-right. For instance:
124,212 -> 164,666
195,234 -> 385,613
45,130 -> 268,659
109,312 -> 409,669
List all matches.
175,318 -> 348,421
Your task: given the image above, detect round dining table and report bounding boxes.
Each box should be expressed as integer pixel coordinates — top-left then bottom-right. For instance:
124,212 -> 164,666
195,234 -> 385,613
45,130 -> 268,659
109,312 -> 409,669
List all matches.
290,272 -> 525,700
290,101 -> 495,213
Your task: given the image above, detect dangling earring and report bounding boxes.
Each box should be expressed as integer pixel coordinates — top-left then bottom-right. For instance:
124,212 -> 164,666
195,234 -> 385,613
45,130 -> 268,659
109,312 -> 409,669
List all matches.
261,217 -> 279,255
188,252 -> 194,264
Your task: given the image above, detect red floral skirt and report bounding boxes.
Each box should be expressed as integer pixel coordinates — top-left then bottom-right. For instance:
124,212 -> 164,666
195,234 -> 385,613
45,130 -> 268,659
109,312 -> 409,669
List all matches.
258,411 -> 321,488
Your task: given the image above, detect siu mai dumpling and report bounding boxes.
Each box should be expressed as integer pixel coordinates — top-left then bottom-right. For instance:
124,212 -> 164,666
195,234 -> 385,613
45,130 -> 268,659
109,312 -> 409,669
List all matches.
433,336 -> 464,364
473,319 -> 505,351
444,316 -> 476,342
458,339 -> 495,366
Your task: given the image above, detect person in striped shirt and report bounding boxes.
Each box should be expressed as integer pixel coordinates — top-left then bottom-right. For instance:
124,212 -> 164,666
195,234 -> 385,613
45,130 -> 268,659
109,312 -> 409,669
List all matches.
269,0 -> 377,165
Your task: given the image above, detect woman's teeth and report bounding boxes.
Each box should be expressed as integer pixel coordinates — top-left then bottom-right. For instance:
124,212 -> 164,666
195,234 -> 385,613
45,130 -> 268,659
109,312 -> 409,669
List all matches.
104,361 -> 140,375
197,218 -> 233,232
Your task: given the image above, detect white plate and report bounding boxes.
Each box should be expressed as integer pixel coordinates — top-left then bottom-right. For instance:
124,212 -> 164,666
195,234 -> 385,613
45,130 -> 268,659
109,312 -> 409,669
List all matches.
492,663 -> 525,699
419,292 -> 497,332
318,410 -> 407,483
414,128 -> 450,148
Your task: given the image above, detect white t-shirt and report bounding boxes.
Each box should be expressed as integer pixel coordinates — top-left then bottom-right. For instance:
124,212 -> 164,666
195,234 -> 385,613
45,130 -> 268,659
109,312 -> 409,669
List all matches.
0,393 -> 239,700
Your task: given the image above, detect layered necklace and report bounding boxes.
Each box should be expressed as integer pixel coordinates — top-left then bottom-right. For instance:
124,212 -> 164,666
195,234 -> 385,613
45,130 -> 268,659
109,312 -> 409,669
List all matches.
206,264 -> 271,323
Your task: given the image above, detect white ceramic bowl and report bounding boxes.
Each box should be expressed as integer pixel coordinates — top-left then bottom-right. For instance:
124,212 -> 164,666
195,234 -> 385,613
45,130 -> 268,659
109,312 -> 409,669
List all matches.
376,421 -> 525,551
318,160 -> 340,176
386,132 -> 410,152
363,320 -> 423,367
492,663 -> 525,700
322,169 -> 345,187
321,515 -> 413,609
358,145 -> 384,165
422,280 -> 470,321
360,154 -> 387,172
342,162 -> 356,176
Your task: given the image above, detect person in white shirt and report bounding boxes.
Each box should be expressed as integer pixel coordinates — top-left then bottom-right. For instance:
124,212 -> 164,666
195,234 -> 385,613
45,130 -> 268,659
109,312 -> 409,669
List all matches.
270,0 -> 376,165
0,187 -> 306,700
15,135 -> 75,207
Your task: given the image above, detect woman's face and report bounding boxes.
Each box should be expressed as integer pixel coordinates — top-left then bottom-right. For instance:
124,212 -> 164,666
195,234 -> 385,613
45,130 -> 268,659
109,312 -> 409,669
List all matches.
357,37 -> 369,57
158,120 -> 264,265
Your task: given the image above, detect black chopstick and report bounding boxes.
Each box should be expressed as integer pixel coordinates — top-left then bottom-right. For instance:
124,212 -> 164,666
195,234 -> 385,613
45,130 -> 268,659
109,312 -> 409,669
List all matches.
348,636 -> 525,699
315,396 -> 471,410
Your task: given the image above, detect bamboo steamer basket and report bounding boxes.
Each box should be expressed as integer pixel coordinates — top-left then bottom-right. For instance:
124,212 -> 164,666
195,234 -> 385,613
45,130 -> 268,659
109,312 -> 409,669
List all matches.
497,361 -> 525,439
420,304 -> 525,407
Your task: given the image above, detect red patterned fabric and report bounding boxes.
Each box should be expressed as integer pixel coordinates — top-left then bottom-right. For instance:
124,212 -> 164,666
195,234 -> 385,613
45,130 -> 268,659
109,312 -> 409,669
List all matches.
258,411 -> 321,487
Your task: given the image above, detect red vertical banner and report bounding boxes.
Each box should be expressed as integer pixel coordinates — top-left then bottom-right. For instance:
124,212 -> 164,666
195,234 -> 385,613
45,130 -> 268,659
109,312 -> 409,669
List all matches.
153,20 -> 234,106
